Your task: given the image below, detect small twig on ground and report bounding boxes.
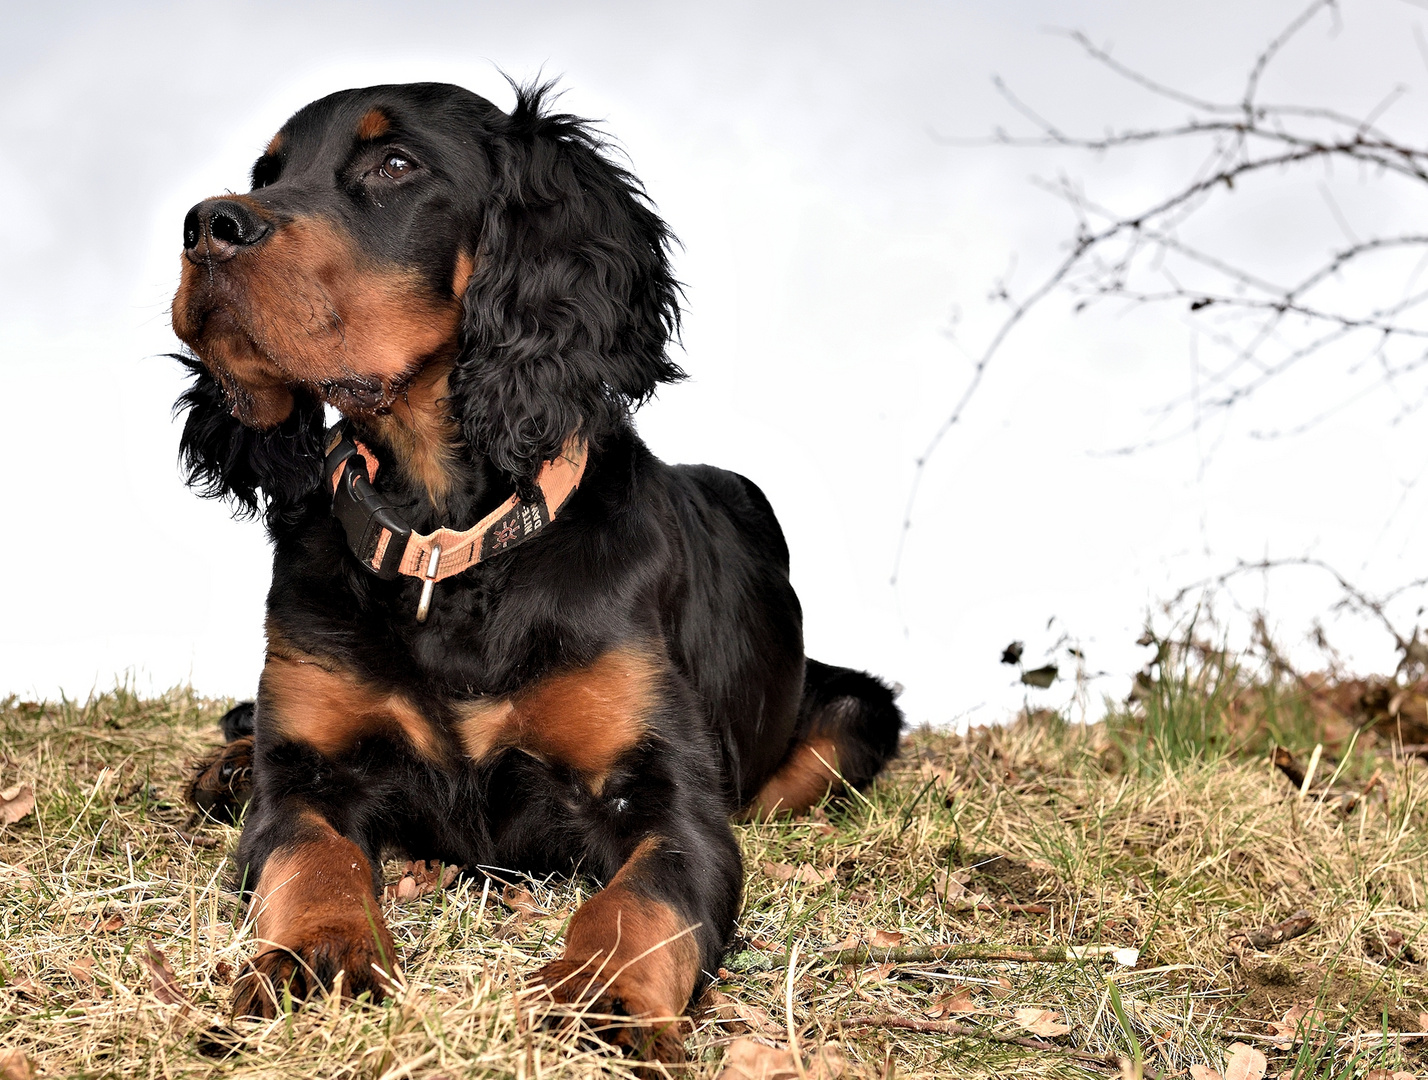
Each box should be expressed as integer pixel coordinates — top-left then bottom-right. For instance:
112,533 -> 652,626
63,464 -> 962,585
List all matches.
725,942 -> 1108,974
842,1014 -> 1116,1067
1270,750 -> 1380,812
975,902 -> 1052,915
1239,910 -> 1316,950
172,828 -> 221,849
1272,747 -> 1308,789
1224,1030 -> 1295,1047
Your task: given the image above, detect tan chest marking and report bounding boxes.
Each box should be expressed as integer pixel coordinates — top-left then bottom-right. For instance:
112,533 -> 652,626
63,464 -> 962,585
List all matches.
457,647 -> 659,786
260,647 -> 444,764
367,359 -> 458,506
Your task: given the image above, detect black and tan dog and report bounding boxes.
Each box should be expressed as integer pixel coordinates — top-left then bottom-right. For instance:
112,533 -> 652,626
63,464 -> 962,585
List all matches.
173,81 -> 902,1059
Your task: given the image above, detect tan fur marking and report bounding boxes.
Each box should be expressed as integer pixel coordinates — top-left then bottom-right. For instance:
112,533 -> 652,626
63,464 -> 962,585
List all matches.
265,131 -> 283,156
173,212 -> 463,429
457,648 -> 658,786
368,359 -> 459,505
534,835 -> 699,1055
561,838 -> 699,1018
253,811 -> 380,950
261,646 -> 443,763
356,108 -> 390,141
745,736 -> 841,819
236,810 -> 397,1015
452,250 -> 476,297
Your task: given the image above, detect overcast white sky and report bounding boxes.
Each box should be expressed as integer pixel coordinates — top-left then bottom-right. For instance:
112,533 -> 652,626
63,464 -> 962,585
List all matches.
5,0 -> 1428,726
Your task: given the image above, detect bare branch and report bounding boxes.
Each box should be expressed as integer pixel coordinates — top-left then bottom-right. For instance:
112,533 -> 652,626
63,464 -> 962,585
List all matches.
900,2 -> 1428,574
1243,0 -> 1338,115
1056,28 -> 1237,115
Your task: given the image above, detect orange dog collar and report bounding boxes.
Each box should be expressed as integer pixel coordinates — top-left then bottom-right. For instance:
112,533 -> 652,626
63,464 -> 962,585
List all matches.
324,425 -> 588,621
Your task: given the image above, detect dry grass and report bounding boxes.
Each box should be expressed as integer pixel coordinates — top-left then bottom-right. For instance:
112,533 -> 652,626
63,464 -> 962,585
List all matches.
0,672 -> 1425,1079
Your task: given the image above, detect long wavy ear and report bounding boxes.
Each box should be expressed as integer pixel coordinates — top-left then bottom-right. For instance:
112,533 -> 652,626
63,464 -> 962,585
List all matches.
173,355 -> 326,527
450,82 -> 684,488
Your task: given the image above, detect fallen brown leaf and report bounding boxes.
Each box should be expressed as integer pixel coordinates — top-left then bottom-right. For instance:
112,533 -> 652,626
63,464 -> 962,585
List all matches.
501,885 -> 545,918
1224,1043 -> 1268,1080
929,988 -> 978,1017
5,978 -> 45,1001
140,941 -> 190,1011
0,1049 -> 36,1080
0,784 -> 35,826
492,884 -> 549,939
762,861 -> 834,885
714,1038 -> 845,1080
1189,1066 -> 1223,1080
1365,926 -> 1420,963
987,976 -> 1014,1000
1267,1004 -> 1326,1044
808,1046 -> 845,1079
67,957 -> 95,984
1014,1007 -> 1072,1038
1363,1070 -> 1417,1080
931,869 -> 988,907
796,864 -> 836,885
706,989 -> 780,1035
91,913 -> 124,933
385,860 -> 461,903
869,930 -> 904,948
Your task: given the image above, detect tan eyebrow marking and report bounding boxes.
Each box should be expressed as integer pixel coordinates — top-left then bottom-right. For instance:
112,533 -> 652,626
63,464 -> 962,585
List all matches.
356,108 -> 390,140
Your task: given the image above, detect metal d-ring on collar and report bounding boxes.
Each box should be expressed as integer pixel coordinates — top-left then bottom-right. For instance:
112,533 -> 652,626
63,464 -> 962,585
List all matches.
416,545 -> 442,623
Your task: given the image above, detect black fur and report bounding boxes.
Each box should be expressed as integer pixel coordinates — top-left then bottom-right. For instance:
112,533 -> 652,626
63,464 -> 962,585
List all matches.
452,83 -> 686,491
171,80 -> 903,1043
173,355 -> 325,527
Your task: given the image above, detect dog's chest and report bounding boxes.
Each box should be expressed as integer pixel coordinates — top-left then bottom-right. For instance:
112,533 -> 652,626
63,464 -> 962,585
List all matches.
261,640 -> 659,792
453,646 -> 658,791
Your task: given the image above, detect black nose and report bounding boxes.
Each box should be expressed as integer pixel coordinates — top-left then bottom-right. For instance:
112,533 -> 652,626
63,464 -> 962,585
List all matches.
182,198 -> 270,262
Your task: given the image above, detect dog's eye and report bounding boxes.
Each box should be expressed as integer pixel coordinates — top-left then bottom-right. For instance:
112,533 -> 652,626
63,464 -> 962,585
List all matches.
377,154 -> 412,180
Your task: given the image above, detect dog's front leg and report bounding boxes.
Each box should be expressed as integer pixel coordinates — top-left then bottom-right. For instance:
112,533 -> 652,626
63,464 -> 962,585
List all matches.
224,641 -> 449,1017
231,800 -> 397,1018
532,812 -> 741,1061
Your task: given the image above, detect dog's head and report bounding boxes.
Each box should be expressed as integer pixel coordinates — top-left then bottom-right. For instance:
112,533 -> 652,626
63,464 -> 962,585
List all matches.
173,81 -> 682,519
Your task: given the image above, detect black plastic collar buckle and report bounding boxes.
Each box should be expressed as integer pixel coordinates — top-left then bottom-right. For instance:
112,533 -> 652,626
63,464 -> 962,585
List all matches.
324,436 -> 411,580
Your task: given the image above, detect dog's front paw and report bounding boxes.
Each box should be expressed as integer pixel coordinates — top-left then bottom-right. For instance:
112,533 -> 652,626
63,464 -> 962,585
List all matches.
529,956 -> 689,1062
233,925 -> 397,1019
186,736 -> 254,824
